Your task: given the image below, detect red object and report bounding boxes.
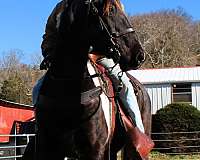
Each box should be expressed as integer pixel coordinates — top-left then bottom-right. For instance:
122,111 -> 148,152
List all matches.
0,99 -> 34,142
119,107 -> 154,159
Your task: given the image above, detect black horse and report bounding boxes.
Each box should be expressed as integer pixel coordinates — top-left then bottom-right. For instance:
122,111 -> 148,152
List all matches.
22,0 -> 151,160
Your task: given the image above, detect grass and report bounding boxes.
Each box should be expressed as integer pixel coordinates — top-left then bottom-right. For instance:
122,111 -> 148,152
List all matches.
149,152 -> 200,160
117,151 -> 200,160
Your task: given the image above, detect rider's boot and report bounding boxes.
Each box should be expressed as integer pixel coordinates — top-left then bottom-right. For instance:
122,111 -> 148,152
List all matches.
119,107 -> 154,160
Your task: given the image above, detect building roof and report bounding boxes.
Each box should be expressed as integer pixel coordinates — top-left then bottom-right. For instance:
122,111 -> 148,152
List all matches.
128,66 -> 200,84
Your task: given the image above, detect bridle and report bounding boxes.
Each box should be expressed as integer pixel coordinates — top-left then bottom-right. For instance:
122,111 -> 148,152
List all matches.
89,1 -> 136,63
86,1 -> 141,99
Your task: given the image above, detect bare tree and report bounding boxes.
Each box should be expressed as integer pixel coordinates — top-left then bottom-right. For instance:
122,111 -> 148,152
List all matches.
131,8 -> 199,68
29,52 -> 43,68
0,49 -> 23,74
190,22 -> 200,63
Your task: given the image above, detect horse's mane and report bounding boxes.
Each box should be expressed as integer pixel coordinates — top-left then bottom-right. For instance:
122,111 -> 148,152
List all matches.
103,0 -> 123,15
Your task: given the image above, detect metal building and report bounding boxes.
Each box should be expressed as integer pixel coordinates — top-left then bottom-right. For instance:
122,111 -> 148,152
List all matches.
129,67 -> 200,114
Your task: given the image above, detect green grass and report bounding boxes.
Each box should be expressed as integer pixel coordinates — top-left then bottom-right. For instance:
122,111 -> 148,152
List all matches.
150,152 -> 200,160
117,151 -> 200,160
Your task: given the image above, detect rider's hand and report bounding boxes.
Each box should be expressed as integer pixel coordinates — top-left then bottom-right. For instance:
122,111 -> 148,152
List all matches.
40,55 -> 52,70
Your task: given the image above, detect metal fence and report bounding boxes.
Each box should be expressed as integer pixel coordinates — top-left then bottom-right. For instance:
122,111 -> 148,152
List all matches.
151,131 -> 200,155
1,131 -> 200,159
0,134 -> 35,160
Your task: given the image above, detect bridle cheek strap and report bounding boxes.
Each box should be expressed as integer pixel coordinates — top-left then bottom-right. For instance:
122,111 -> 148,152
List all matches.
112,28 -> 135,38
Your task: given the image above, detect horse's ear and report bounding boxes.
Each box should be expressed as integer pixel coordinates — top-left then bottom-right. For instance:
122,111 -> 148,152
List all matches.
103,0 -> 123,15
121,3 -> 125,12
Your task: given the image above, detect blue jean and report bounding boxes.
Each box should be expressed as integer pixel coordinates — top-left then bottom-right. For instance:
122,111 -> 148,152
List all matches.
32,75 -> 45,105
97,58 -> 144,133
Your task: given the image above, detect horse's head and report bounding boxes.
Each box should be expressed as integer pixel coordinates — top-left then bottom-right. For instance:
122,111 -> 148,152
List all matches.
89,0 -> 145,71
106,9 -> 146,71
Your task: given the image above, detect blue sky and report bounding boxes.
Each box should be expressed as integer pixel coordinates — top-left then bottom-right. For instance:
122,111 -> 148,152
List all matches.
0,0 -> 200,63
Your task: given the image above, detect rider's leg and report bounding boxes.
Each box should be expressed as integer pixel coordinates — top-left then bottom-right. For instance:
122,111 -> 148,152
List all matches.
32,75 -> 45,105
97,57 -> 145,133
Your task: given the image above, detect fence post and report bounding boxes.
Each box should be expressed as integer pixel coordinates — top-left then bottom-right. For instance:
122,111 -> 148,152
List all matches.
14,123 -> 17,160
